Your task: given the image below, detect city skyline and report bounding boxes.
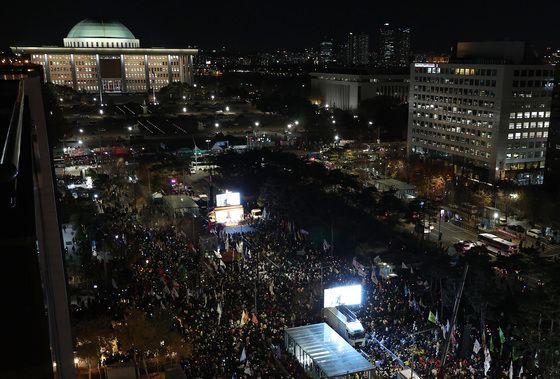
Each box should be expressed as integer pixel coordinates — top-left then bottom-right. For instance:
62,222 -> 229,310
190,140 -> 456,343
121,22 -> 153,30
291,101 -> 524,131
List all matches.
2,1 -> 560,53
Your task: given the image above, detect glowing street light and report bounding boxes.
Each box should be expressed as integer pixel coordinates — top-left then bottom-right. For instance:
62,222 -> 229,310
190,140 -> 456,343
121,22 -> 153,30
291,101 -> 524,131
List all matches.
368,121 -> 373,125
127,126 -> 133,131
182,95 -> 186,100
225,106 -> 230,112
78,140 -> 83,145
294,120 -> 299,125
183,107 -> 187,112
59,98 -> 63,102
79,128 -> 84,133
332,120 -> 336,124
254,121 -> 260,127
214,122 -> 219,128
99,109 -> 104,115
493,212 -> 499,220
287,123 -> 293,129
93,97 -> 97,101
334,135 -> 339,141
211,95 -> 215,100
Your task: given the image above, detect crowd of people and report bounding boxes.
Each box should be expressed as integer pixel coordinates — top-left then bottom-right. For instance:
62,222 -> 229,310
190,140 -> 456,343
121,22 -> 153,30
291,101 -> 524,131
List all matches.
77,175 -> 532,379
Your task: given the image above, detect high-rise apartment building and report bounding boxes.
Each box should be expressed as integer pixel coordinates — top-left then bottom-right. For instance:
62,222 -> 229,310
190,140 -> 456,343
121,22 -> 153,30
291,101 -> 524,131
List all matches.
345,33 -> 369,66
408,42 -> 554,184
378,23 -> 411,68
320,41 -> 334,65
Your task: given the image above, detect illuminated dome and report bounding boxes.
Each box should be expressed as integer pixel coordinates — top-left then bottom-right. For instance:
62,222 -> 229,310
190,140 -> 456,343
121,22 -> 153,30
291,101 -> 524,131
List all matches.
63,19 -> 139,48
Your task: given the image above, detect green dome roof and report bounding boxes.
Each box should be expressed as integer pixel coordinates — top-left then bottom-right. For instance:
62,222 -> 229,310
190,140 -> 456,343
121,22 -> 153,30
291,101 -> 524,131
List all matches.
67,19 -> 136,39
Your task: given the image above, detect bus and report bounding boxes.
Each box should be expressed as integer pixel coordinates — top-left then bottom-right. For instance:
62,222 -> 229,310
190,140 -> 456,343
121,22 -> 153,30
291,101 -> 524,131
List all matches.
323,305 -> 365,347
478,233 -> 519,256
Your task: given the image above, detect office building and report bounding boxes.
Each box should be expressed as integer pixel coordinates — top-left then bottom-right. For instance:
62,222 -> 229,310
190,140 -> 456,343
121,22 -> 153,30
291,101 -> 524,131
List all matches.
345,33 -> 369,66
11,18 -> 197,94
310,69 -> 409,110
408,42 -> 554,184
320,41 -> 334,65
378,23 -> 411,68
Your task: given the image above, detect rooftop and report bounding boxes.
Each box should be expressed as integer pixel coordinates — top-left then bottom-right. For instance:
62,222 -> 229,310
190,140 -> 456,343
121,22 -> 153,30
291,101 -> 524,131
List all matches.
285,323 -> 374,377
66,19 -> 136,40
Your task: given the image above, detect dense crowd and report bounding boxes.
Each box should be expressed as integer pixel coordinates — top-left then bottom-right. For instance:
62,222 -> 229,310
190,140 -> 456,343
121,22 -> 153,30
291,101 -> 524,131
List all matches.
85,177 -> 531,379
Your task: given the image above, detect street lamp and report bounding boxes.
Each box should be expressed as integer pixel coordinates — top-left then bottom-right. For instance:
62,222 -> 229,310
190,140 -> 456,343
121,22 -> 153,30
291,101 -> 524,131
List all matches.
334,135 -> 339,142
332,120 -> 336,124
368,121 -> 373,125
128,126 -> 133,131
205,139 -> 211,150
214,122 -> 219,128
183,107 -> 187,112
99,109 -> 104,115
211,95 -> 215,100
294,120 -> 299,125
254,121 -> 260,127
225,106 -> 230,112
79,128 -> 84,133
78,140 -> 83,145
287,123 -> 293,129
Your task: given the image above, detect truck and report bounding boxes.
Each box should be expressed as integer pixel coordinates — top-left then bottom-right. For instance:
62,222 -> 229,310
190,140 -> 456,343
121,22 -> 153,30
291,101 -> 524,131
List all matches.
323,305 -> 365,347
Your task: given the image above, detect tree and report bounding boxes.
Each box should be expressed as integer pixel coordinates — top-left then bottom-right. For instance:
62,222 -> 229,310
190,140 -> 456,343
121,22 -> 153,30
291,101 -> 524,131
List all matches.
73,316 -> 114,379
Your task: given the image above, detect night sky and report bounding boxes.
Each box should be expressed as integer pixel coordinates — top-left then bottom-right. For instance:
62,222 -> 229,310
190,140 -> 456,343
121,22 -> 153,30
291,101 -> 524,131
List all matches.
2,0 -> 559,53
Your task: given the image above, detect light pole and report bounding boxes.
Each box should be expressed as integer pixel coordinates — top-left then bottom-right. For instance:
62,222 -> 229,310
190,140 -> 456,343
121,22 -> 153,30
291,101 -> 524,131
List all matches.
205,139 -> 211,151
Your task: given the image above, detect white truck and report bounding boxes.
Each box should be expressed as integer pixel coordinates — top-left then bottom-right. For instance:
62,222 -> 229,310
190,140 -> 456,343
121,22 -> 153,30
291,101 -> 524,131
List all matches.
323,305 -> 365,347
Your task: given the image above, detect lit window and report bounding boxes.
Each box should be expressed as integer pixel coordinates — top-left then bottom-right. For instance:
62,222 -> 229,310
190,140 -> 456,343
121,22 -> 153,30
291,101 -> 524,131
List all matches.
524,112 -> 530,118
544,121 -> 549,128
517,112 -> 523,118
508,133 -> 514,140
545,111 -> 551,117
515,133 -> 521,139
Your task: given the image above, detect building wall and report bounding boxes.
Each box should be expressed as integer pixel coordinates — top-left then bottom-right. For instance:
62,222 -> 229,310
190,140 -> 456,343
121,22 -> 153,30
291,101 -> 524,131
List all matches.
408,63 -> 553,182
123,54 -> 146,92
28,50 -> 194,93
310,72 -> 409,110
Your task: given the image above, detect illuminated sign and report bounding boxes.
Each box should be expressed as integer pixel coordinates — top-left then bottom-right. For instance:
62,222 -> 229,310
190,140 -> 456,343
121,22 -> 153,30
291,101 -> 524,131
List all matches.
414,63 -> 436,68
216,192 -> 241,207
324,284 -> 362,308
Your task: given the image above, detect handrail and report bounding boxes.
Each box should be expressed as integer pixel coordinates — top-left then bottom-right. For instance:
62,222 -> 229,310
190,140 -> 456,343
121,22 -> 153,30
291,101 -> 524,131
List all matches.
0,80 -> 25,183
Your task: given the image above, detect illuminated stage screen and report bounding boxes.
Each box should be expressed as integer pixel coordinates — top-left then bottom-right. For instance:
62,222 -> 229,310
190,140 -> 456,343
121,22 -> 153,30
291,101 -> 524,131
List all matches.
323,284 -> 362,308
215,205 -> 244,225
216,192 -> 241,207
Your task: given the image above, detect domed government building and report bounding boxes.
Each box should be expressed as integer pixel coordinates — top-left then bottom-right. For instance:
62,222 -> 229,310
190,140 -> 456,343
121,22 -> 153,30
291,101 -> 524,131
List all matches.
11,18 -> 197,93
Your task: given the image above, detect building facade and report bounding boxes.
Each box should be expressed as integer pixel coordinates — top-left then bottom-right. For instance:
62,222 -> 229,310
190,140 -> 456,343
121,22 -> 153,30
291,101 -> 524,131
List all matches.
408,57 -> 554,183
310,70 -> 409,110
11,19 -> 196,94
319,41 -> 334,65
345,33 -> 369,66
378,23 -> 411,68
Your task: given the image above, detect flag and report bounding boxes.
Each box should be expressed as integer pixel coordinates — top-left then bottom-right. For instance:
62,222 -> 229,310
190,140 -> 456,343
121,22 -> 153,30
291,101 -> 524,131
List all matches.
428,310 -> 438,324
217,302 -> 222,316
371,270 -> 379,285
112,278 -> 118,289
484,348 -> 491,376
251,313 -> 258,324
240,347 -> 246,362
473,339 -> 481,354
499,327 -> 506,345
489,335 -> 494,353
402,262 -> 408,269
534,352 -> 539,368
410,266 -> 414,274
518,365 -> 523,378
509,361 -> 513,379
240,310 -> 247,326
323,239 -> 330,252
445,319 -> 450,334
